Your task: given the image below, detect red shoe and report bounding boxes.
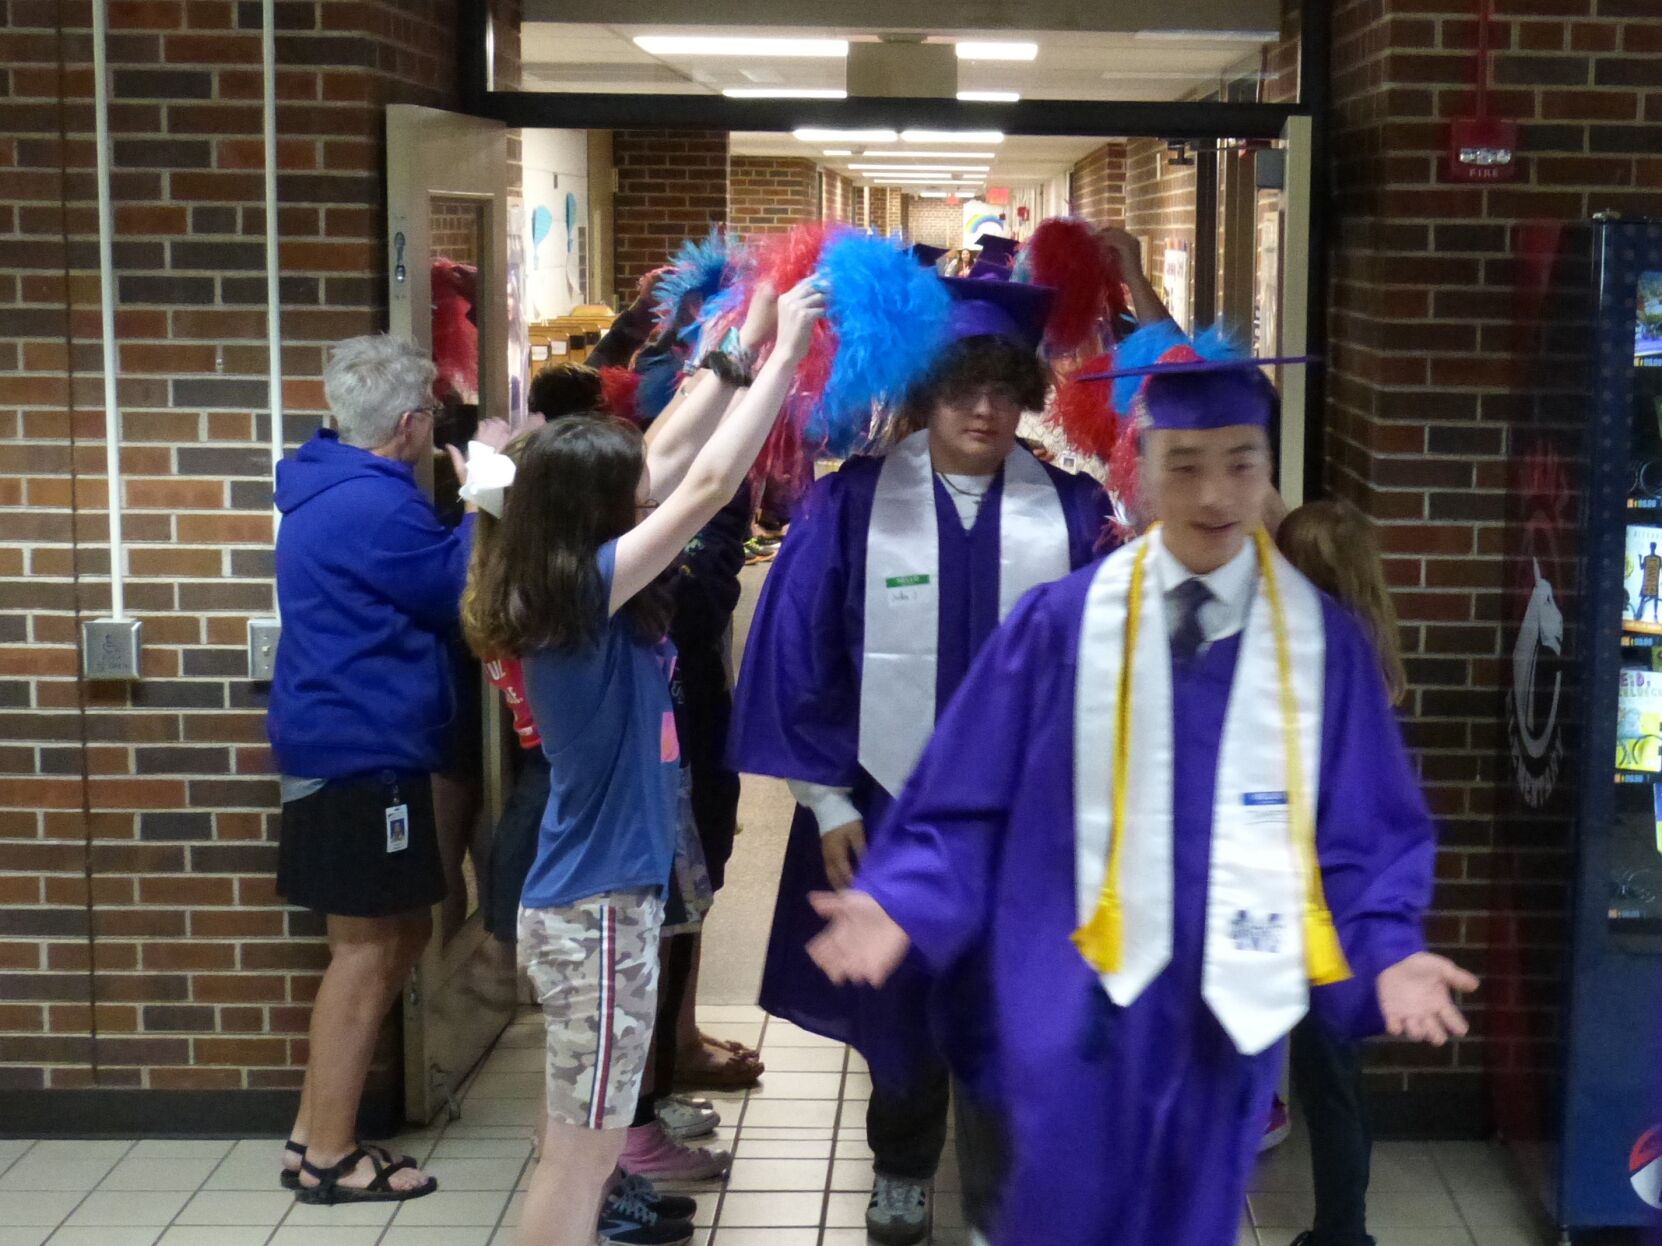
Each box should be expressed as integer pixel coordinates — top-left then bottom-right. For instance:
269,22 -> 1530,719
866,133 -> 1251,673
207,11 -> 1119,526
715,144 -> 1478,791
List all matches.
1259,1094 -> 1292,1152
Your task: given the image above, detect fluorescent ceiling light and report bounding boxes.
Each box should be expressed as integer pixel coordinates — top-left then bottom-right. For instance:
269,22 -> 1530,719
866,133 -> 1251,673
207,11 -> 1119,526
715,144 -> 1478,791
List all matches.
795,128 -> 899,143
902,130 -> 1005,144
724,88 -> 847,99
634,35 -> 848,57
848,164 -> 990,173
955,41 -> 1037,61
870,176 -> 971,184
918,191 -> 951,198
855,149 -> 997,159
823,149 -> 853,156
957,91 -> 1020,103
1133,28 -> 1276,42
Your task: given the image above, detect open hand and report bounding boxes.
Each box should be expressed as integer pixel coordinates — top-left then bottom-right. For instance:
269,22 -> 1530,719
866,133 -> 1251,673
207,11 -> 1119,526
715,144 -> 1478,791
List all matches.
820,820 -> 866,891
806,890 -> 911,988
1377,952 -> 1479,1046
774,278 -> 828,365
1098,227 -> 1142,272
474,416 -> 513,452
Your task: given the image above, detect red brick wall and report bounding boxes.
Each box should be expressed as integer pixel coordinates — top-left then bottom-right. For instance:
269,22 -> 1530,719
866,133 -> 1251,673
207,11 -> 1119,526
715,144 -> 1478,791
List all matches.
729,155 -> 816,240
1068,141 -> 1128,228
1321,0 -> 1661,1130
0,0 -> 518,1102
904,199 -> 962,249
1124,138 -> 1198,326
821,169 -> 855,224
612,129 -> 730,293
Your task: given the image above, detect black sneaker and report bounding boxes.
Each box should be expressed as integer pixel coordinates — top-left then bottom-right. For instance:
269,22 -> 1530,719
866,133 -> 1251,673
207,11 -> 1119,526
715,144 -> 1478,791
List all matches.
599,1183 -> 695,1246
616,1171 -> 698,1221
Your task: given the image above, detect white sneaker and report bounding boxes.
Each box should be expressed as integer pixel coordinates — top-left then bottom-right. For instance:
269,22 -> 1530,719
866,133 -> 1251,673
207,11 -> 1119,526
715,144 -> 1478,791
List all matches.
656,1094 -> 720,1141
867,1174 -> 931,1246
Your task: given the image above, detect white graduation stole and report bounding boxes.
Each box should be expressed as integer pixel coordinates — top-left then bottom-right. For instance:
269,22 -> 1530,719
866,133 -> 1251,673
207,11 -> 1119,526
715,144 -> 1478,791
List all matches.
859,430 -> 1070,798
1071,525 -> 1350,1055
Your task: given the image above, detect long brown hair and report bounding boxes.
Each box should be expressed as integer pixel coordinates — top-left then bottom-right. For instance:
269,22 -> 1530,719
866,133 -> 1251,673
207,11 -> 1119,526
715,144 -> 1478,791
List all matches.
462,415 -> 670,658
1276,498 -> 1408,705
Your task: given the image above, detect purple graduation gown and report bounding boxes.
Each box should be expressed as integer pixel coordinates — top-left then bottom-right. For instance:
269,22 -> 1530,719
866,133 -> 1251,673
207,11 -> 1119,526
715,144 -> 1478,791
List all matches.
727,451 -> 1110,1088
855,565 -> 1435,1246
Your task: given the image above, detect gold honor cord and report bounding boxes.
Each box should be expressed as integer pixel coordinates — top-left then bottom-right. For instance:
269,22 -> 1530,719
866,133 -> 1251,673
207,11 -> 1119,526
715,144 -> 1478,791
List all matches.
1072,527 -> 1352,986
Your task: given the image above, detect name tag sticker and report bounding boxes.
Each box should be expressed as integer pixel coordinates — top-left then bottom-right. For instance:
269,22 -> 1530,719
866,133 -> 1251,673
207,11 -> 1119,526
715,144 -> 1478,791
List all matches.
1241,791 -> 1289,829
385,803 -> 410,854
884,573 -> 932,606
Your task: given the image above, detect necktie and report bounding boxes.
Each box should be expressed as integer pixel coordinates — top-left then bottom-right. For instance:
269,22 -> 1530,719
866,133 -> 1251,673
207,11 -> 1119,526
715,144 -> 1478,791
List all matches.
1171,577 -> 1214,664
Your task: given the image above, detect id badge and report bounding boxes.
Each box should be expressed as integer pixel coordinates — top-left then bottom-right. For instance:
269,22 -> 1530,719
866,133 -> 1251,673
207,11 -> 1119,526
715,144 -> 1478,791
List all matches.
385,803 -> 410,854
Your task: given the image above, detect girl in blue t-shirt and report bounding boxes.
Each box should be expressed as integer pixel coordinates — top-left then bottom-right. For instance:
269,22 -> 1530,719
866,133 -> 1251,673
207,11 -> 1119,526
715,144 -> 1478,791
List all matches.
463,279 -> 823,1246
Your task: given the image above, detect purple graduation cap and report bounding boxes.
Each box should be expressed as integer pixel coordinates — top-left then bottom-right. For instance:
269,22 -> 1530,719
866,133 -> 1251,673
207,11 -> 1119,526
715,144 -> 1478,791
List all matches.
940,276 -> 1055,351
910,242 -> 948,268
964,232 -> 1019,280
1075,320 -> 1314,431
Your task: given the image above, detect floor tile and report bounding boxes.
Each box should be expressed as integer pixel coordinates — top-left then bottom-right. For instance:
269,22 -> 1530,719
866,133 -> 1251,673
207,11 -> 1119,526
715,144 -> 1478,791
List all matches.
723,1157 -> 830,1192
478,1046 -> 544,1074
696,1004 -> 768,1024
1431,1141 -> 1517,1190
388,1190 -> 513,1227
1369,1185 -> 1466,1227
173,1190 -> 294,1226
757,1024 -> 842,1049
0,1190 -> 83,1227
462,1072 -> 544,1100
738,1099 -> 839,1129
1466,1226 -> 1554,1246
823,1189 -> 869,1227
755,1046 -> 847,1073
1449,1182 -> 1546,1232
0,1142 -> 129,1193
281,1198 -> 398,1229
410,1157 -> 524,1191
0,1231 -> 49,1246
730,1137 -> 832,1160
430,1137 -> 534,1160
706,1231 -> 818,1245
749,1071 -> 844,1100
452,1098 -> 540,1128
381,1229 -> 494,1246
98,1155 -> 224,1193
153,1230 -> 268,1246
708,1190 -> 825,1228
267,1229 -> 381,1246
1371,1231 -> 1477,1246
37,1230 -> 160,1246
64,1189 -> 191,1226
496,1192 -> 527,1227
0,1142 -> 34,1176
1369,1141 -> 1444,1192
126,1142 -> 234,1162
829,1157 -> 874,1191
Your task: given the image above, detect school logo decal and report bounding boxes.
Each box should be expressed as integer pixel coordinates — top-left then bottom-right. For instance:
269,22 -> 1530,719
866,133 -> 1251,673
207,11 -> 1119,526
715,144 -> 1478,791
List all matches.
1630,1125 -> 1662,1209
1507,447 -> 1568,808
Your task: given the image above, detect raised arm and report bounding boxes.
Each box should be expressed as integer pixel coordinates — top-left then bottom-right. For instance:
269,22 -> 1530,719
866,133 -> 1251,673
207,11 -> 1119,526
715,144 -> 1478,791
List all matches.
611,279 -> 823,613
642,284 -> 781,502
1099,227 -> 1173,328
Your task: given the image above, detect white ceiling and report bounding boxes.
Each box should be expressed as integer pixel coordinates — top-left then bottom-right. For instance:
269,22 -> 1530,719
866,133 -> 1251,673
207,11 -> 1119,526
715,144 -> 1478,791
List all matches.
730,131 -> 1105,191
521,25 -> 1271,101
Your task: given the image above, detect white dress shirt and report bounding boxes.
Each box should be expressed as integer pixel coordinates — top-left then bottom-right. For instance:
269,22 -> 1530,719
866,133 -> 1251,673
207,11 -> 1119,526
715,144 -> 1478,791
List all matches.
1154,538 -> 1257,651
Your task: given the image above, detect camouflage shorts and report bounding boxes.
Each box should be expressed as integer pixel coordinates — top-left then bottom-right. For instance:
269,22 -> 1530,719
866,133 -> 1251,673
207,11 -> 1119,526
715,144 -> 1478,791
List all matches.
518,889 -> 664,1130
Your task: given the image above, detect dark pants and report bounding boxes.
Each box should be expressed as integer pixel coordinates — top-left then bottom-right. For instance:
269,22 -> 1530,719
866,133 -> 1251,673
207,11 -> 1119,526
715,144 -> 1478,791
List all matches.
867,1063 -> 951,1181
1291,1013 -> 1373,1246
953,1082 -> 1010,1235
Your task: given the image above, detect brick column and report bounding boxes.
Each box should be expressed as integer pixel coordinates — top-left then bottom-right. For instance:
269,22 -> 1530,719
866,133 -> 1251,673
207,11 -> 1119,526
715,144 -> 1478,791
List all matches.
613,129 -> 730,292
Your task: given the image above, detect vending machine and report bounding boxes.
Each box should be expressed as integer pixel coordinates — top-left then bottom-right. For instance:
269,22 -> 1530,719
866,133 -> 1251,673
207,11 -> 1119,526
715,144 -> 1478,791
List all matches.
1495,217 -> 1662,1239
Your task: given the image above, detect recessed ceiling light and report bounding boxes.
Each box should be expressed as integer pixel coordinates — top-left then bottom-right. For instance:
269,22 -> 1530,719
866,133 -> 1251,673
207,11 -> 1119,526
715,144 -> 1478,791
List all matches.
847,164 -> 991,173
957,91 -> 1021,103
794,128 -> 900,143
724,88 -> 847,99
856,149 -> 997,159
902,130 -> 1005,144
954,41 -> 1037,61
635,36 -> 848,57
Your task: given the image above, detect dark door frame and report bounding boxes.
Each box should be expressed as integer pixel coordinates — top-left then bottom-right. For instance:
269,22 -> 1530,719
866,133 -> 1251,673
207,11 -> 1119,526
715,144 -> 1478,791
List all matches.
454,4 -> 1332,496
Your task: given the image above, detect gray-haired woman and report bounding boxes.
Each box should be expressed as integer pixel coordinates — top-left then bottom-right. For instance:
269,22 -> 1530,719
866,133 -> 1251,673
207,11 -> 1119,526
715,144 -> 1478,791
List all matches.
267,333 -> 507,1204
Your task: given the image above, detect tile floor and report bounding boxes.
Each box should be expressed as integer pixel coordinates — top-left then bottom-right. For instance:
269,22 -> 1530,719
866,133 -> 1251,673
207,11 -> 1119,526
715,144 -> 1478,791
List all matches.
0,1003 -> 1559,1246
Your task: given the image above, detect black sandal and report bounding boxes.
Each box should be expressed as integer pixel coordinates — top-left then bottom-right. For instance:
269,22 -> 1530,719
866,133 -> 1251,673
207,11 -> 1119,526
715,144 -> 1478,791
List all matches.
293,1145 -> 438,1204
278,1138 -> 305,1191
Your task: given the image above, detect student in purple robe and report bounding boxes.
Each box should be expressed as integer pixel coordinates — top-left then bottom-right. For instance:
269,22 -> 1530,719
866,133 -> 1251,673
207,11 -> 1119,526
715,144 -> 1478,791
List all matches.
728,277 -> 1112,1245
806,330 -> 1479,1246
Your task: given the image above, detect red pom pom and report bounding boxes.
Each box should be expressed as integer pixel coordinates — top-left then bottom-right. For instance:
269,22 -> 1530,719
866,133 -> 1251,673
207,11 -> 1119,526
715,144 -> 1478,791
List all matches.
1049,353 -> 1118,463
598,367 -> 642,426
431,258 -> 479,403
754,222 -> 839,296
1107,412 -> 1142,541
1023,219 -> 1123,355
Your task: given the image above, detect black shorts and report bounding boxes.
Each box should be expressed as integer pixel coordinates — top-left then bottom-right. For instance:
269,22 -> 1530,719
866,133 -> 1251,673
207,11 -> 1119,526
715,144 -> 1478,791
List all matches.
277,769 -> 446,918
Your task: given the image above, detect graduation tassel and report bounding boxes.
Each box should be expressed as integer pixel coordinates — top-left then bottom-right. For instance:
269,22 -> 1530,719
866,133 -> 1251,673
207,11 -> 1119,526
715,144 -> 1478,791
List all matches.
1256,528 -> 1353,987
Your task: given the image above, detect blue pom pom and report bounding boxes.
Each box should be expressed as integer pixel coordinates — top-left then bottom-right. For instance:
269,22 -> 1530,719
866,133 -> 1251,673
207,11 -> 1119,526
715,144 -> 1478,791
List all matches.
653,231 -> 743,327
810,233 -> 952,456
634,351 -> 681,424
1108,319 -> 1187,415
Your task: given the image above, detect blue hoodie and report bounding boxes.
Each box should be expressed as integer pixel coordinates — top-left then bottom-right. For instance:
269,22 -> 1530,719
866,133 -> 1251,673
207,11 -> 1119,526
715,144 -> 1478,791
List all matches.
268,429 -> 476,779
